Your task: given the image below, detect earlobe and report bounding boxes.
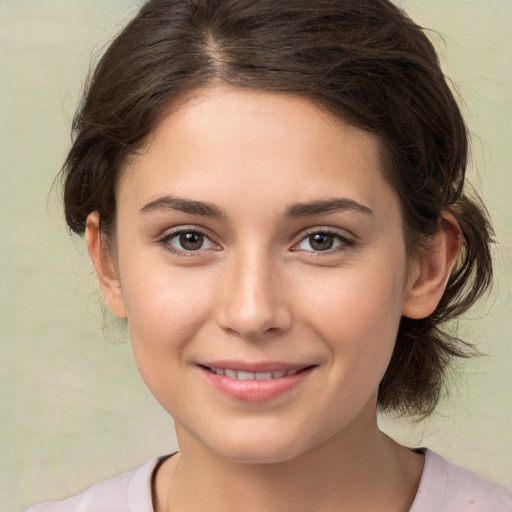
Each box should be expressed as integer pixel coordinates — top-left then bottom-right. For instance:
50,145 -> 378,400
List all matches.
402,212 -> 461,320
86,212 -> 127,318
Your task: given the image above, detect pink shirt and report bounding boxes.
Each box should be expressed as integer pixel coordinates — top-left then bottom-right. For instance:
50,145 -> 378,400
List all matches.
25,450 -> 512,511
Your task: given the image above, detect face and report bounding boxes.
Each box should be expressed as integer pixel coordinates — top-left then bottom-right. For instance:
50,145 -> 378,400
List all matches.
101,86 -> 420,463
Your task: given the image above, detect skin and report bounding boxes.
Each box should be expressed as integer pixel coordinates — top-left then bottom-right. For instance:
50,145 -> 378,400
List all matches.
87,86 -> 460,512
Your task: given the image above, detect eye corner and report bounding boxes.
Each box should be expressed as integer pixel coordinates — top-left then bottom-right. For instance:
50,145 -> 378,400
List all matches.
158,226 -> 221,257
290,227 -> 357,255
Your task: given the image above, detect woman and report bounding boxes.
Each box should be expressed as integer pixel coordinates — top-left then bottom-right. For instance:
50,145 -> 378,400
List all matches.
25,0 -> 511,510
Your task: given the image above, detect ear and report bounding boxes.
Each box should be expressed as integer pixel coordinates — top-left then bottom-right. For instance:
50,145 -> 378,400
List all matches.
86,212 -> 127,318
402,212 -> 461,319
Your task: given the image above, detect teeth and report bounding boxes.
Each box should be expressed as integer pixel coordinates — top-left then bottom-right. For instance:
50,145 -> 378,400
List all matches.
208,367 -> 302,380
255,372 -> 272,380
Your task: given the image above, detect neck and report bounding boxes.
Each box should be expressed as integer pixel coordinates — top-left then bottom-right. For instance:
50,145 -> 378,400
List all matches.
154,414 -> 423,512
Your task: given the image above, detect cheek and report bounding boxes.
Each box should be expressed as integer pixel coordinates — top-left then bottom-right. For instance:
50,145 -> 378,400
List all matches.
119,261 -> 216,355
297,262 -> 406,374
117,262 -> 220,412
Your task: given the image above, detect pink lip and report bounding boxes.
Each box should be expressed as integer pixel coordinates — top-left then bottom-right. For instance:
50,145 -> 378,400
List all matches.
198,362 -> 315,402
200,360 -> 311,373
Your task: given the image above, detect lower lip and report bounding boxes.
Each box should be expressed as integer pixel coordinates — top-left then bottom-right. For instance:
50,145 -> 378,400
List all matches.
199,366 -> 314,402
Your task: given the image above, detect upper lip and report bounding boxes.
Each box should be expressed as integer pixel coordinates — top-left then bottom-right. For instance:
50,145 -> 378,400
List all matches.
198,361 -> 314,373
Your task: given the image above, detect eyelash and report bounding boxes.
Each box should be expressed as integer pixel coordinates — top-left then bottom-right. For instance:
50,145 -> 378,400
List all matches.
291,228 -> 356,255
159,228 -> 218,257
158,227 -> 356,257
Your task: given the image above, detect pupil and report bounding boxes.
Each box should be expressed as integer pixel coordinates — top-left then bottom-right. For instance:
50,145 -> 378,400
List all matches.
180,232 -> 203,250
310,233 -> 333,251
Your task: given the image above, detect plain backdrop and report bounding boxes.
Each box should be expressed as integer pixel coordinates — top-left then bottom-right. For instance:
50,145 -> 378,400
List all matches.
0,1 -> 511,511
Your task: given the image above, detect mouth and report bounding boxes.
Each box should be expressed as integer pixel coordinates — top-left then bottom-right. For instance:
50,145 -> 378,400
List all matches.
201,366 -> 304,380
198,363 -> 316,402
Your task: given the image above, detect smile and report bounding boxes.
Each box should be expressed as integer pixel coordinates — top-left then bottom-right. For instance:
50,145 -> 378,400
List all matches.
206,367 -> 301,380
199,364 -> 315,402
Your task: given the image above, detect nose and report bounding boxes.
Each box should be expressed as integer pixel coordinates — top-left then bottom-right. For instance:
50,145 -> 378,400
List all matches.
216,252 -> 292,340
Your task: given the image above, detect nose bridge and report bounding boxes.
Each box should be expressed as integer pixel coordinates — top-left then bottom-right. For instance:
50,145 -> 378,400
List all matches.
218,246 -> 290,339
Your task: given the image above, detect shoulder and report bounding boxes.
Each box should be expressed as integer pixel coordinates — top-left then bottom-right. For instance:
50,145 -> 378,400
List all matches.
410,449 -> 512,512
23,457 -> 163,512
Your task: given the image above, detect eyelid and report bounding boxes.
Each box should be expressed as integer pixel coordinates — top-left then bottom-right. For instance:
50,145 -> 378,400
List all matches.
158,225 -> 221,256
290,226 -> 356,253
157,224 -> 356,257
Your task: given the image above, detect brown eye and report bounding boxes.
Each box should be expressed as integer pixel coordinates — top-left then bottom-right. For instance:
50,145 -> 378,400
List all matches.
295,231 -> 354,253
165,230 -> 215,252
179,232 -> 204,250
308,233 -> 334,251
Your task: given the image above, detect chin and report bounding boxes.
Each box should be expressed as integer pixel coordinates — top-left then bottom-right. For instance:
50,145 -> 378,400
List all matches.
201,423 -> 329,466
215,441 -> 307,465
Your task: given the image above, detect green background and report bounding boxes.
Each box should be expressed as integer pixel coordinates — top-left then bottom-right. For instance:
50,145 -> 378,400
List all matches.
1,1 -> 510,510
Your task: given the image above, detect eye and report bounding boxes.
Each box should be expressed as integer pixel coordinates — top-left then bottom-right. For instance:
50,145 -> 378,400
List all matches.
295,230 -> 354,252
162,229 -> 216,253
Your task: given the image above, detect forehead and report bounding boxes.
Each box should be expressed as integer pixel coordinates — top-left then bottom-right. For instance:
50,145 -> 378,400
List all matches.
119,86 -> 396,220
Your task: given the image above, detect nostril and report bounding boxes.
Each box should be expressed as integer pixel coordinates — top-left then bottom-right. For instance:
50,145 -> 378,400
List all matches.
216,277 -> 292,339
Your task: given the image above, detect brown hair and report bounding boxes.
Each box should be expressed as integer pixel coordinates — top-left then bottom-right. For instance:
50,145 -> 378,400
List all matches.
62,0 -> 493,418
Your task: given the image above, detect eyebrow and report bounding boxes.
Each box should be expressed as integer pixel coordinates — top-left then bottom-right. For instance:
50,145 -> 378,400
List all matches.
139,195 -> 226,217
139,195 -> 373,220
284,198 -> 373,219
